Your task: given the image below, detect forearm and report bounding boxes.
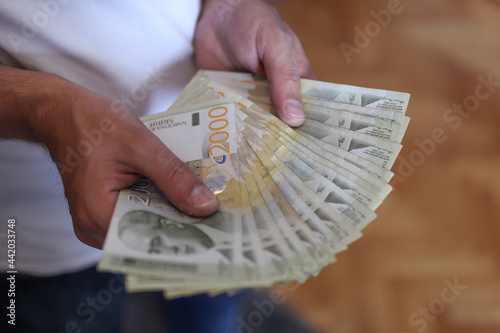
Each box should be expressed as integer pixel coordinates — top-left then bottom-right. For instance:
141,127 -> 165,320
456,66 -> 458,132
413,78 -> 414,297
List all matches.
0,64 -> 71,145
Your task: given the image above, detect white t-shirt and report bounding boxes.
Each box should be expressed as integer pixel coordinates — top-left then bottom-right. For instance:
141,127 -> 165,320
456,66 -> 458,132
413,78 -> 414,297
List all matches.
0,0 -> 201,276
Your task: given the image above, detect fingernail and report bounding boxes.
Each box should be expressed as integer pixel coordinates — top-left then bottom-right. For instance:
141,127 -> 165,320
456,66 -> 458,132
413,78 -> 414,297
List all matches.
190,184 -> 217,208
283,99 -> 305,127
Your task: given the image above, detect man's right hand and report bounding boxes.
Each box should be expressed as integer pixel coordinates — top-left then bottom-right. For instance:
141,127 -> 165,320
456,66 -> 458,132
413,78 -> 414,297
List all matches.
0,65 -> 219,249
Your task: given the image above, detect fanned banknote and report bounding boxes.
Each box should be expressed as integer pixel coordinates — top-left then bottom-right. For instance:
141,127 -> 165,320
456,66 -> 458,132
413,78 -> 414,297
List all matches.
98,70 -> 410,299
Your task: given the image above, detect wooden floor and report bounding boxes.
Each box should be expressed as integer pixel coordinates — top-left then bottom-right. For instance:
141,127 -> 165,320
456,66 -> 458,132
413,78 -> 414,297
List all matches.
273,0 -> 500,332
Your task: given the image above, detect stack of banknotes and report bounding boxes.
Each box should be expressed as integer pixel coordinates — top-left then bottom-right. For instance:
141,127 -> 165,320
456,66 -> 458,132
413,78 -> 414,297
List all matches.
98,70 -> 411,299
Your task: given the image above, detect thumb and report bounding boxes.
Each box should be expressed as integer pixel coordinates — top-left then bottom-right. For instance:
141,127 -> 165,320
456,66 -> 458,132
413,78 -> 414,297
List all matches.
264,45 -> 305,127
258,26 -> 315,127
134,133 -> 219,217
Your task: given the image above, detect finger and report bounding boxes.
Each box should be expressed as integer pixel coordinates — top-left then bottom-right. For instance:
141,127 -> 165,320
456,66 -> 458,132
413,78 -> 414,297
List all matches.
64,162 -> 141,249
73,222 -> 105,249
259,26 -> 307,127
133,132 -> 219,217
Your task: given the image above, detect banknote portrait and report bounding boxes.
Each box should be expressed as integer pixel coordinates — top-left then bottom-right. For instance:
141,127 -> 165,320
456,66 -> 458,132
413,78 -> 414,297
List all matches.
118,210 -> 231,255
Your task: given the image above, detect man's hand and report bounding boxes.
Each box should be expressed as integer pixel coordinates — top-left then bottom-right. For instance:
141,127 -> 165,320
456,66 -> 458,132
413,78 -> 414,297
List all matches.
0,65 -> 219,249
195,0 -> 316,127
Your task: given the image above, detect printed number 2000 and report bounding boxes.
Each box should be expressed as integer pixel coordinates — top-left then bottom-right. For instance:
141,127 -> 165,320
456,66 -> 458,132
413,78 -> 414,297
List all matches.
208,106 -> 231,161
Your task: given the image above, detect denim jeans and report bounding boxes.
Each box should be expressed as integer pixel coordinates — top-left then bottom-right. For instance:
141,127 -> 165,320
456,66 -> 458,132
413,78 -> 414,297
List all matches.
0,266 -> 246,333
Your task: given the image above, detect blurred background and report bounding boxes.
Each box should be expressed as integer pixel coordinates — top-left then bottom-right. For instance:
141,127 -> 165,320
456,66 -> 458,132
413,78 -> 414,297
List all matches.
269,0 -> 500,332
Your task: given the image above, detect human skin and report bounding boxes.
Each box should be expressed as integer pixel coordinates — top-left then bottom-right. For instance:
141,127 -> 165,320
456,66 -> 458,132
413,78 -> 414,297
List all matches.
0,0 -> 315,249
196,0 -> 316,126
